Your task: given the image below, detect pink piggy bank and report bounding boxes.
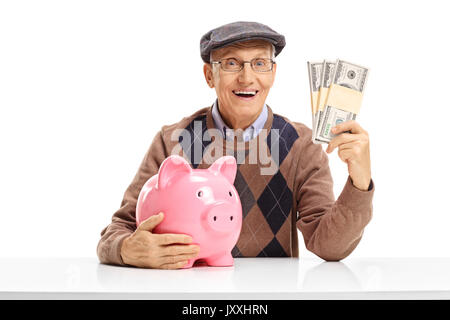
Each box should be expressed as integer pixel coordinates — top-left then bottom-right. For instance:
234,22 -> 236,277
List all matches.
136,155 -> 242,268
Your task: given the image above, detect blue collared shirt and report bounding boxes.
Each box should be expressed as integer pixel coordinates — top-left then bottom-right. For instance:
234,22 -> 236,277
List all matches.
211,99 -> 268,142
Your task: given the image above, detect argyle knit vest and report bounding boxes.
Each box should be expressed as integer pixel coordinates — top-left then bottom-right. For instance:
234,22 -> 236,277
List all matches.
175,105 -> 301,257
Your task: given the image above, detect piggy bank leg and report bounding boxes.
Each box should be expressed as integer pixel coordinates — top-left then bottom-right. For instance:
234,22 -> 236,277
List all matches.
180,258 -> 196,269
205,252 -> 234,267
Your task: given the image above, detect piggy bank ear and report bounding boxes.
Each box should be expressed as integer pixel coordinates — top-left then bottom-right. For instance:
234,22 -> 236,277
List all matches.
208,156 -> 237,184
158,155 -> 192,189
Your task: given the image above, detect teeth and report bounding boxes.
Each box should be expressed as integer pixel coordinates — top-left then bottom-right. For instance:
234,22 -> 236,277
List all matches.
234,91 -> 257,95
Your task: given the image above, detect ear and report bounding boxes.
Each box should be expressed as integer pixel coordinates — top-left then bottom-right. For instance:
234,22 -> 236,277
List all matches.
157,155 -> 192,189
203,63 -> 215,88
208,156 -> 237,184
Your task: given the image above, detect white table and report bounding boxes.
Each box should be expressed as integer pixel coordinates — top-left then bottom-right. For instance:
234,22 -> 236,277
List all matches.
1,257 -> 450,299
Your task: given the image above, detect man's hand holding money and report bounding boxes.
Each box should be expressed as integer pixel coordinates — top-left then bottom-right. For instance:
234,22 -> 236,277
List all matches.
325,120 -> 371,191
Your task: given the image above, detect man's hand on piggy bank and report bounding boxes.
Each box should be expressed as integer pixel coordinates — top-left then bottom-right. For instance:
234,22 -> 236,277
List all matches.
121,212 -> 200,269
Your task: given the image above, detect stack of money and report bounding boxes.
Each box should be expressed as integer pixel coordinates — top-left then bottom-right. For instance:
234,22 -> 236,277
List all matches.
307,59 -> 369,144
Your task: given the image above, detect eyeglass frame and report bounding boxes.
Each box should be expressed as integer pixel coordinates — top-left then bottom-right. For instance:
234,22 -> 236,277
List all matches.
210,57 -> 276,72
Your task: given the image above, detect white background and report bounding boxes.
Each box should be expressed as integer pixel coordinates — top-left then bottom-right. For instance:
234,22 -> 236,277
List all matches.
1,0 -> 449,259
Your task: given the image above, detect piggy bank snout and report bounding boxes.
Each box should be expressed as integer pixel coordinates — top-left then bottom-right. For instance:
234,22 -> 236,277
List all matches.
206,202 -> 240,233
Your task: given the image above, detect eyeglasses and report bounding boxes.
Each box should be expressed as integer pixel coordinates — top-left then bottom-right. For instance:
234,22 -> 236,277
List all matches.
211,57 -> 275,72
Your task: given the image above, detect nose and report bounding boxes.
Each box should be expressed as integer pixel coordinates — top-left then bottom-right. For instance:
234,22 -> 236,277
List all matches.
206,202 -> 239,233
238,63 -> 254,85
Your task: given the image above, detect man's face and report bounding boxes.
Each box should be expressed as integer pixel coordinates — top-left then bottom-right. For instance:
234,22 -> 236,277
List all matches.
203,40 -> 277,129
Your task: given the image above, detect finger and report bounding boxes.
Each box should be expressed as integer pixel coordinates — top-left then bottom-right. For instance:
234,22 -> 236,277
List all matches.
338,140 -> 360,151
326,133 -> 361,153
338,148 -> 354,162
331,120 -> 364,135
160,252 -> 199,265
159,260 -> 189,270
160,244 -> 200,257
137,212 -> 164,232
155,233 -> 194,246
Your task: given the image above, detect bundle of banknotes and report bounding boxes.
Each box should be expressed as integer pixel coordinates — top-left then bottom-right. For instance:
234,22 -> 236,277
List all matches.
307,59 -> 369,144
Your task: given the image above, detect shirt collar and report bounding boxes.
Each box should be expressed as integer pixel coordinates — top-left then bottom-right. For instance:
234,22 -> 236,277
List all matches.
211,99 -> 268,142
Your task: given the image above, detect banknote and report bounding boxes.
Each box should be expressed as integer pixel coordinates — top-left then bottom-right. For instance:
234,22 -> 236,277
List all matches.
313,60 -> 336,143
307,61 -> 323,139
315,59 -> 369,143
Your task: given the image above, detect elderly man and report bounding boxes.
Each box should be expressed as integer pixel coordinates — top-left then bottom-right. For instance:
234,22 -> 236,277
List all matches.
97,21 -> 374,269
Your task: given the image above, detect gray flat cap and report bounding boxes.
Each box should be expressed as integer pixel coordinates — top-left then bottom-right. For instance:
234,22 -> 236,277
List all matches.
200,21 -> 286,63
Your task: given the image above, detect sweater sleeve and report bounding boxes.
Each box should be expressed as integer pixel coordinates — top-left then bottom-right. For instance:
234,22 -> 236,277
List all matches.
295,133 -> 374,261
96,129 -> 168,266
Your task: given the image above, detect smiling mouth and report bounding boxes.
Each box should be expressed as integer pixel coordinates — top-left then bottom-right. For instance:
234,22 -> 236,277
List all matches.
232,90 -> 259,98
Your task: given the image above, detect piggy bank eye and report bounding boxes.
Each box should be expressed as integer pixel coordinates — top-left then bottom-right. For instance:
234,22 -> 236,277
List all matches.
197,190 -> 203,197
229,191 -> 232,197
